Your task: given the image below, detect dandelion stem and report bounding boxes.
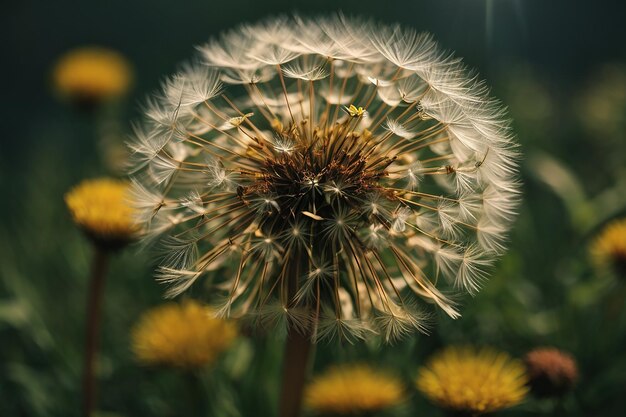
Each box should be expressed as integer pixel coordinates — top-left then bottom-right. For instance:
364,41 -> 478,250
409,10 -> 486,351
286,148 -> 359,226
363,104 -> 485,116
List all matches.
279,327 -> 313,417
82,247 -> 109,417
279,261 -> 314,417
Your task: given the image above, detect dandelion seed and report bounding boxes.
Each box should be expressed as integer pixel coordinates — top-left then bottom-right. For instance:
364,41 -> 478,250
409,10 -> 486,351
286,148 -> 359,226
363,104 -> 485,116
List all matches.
223,112 -> 254,129
345,104 -> 365,117
129,15 -> 521,343
391,206 -> 412,233
162,63 -> 222,108
271,135 -> 297,153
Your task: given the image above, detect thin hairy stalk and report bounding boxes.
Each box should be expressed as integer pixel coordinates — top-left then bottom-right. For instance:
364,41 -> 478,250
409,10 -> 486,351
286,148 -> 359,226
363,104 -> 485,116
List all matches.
184,132 -> 252,159
195,104 -> 266,151
276,64 -> 296,124
309,80 -> 315,140
220,93 -> 271,143
247,82 -> 278,121
319,59 -> 335,129
296,79 -> 306,121
383,126 -> 448,155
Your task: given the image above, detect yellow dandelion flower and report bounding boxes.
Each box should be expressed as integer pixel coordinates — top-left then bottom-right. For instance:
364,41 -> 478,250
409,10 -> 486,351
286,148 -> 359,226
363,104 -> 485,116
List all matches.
65,178 -> 138,249
416,346 -> 528,415
131,300 -> 237,369
590,218 -> 626,279
53,47 -> 132,106
305,364 -> 405,415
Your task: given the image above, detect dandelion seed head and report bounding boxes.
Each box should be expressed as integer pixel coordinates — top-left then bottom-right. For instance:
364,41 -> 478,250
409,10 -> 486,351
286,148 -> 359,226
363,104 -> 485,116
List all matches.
129,15 -> 520,341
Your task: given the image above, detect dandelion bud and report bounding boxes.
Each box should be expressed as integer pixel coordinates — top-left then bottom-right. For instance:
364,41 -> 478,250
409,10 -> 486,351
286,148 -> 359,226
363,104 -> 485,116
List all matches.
524,347 -> 578,398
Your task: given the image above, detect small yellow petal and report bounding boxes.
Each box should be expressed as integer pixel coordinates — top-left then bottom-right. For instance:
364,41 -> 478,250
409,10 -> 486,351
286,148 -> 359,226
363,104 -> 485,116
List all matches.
345,104 -> 365,117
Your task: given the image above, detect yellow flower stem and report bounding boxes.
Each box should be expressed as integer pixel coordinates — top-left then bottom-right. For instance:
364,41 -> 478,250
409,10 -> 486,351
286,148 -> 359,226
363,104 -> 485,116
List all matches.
279,262 -> 315,417
82,246 -> 110,417
445,411 -> 476,417
183,370 -> 209,416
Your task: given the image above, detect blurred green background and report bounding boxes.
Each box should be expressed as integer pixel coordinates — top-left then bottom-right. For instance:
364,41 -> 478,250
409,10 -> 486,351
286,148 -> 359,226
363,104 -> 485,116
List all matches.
2,0 -> 626,416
